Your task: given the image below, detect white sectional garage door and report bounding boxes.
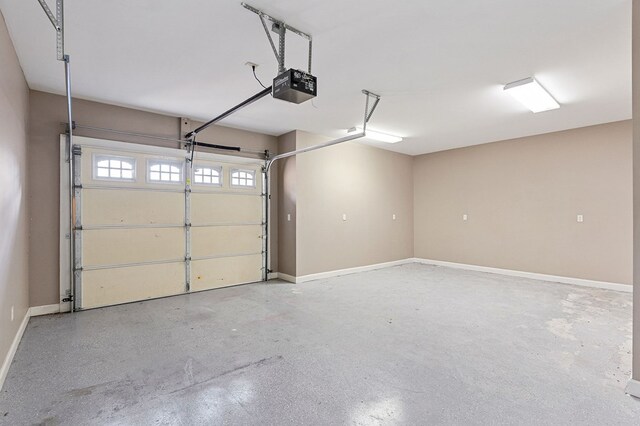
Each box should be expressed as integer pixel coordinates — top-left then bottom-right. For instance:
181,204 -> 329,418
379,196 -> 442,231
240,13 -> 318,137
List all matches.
70,137 -> 265,310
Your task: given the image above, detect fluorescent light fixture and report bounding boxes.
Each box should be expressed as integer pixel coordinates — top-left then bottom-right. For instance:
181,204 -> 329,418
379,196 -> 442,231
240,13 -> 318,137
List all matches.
503,77 -> 559,113
348,127 -> 403,143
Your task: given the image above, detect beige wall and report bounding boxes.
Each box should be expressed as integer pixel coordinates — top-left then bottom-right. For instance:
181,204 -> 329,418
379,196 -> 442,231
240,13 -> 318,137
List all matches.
277,131 -> 297,276
414,120 -> 633,285
28,91 -> 278,306
24,96 -> 636,299
292,131 -> 414,276
0,10 -> 29,378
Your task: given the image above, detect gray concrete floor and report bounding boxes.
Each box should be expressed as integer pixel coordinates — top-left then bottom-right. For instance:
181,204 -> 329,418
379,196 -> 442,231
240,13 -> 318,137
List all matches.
1,263 -> 638,425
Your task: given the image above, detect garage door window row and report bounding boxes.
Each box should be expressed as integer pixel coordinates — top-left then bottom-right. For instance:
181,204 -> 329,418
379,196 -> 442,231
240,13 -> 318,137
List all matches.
193,167 -> 256,188
92,155 -> 257,188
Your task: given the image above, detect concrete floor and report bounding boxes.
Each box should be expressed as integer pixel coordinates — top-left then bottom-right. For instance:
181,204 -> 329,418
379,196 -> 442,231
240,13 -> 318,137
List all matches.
1,263 -> 638,425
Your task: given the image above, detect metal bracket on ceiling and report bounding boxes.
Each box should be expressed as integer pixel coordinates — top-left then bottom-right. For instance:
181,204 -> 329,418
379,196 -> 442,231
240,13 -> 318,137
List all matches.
241,2 -> 312,75
362,90 -> 381,129
37,0 -> 65,60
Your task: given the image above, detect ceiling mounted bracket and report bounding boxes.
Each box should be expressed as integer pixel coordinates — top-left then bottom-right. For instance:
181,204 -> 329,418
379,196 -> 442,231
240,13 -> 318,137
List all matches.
37,0 -> 65,60
362,90 -> 381,130
242,2 -> 313,74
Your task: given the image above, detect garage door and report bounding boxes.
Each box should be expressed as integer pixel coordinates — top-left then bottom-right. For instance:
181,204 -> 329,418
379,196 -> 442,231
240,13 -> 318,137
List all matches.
70,137 -> 265,310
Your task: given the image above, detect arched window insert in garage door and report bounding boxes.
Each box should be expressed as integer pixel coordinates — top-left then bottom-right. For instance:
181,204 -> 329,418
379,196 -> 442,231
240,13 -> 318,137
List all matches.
230,169 -> 256,188
148,160 -> 183,183
93,155 -> 136,181
194,165 -> 222,186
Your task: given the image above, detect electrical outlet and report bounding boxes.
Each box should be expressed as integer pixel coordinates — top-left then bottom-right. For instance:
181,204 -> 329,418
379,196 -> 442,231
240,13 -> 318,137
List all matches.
342,214 -> 347,221
577,214 -> 584,223
392,214 -> 396,220
11,306 -> 14,322
287,213 -> 291,222
463,214 -> 468,221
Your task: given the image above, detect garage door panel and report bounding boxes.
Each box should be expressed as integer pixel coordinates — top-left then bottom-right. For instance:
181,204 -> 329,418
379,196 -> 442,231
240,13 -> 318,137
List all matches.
191,193 -> 262,224
191,254 -> 262,292
83,189 -> 184,226
191,225 -> 262,258
72,138 -> 266,309
81,263 -> 185,309
83,228 -> 185,266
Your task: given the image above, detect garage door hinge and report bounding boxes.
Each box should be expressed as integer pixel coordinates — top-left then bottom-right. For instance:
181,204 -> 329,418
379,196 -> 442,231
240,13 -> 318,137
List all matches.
72,146 -> 82,155
62,295 -> 73,303
185,256 -> 192,261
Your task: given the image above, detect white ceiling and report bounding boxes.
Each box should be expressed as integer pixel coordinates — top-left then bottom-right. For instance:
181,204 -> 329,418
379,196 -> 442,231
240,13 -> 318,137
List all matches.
0,0 -> 632,155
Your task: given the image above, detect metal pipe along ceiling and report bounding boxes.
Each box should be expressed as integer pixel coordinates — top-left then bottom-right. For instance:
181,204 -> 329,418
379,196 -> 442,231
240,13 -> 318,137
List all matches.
265,90 -> 380,172
265,132 -> 365,173
185,87 -> 273,139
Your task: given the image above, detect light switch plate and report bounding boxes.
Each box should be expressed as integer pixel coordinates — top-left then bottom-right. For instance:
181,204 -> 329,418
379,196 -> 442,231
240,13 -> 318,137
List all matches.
463,214 -> 468,221
577,214 -> 584,223
342,214 -> 347,221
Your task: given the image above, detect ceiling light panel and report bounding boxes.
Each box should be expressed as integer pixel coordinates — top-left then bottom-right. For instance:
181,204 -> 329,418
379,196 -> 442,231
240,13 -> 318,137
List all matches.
504,77 -> 560,113
349,127 -> 403,143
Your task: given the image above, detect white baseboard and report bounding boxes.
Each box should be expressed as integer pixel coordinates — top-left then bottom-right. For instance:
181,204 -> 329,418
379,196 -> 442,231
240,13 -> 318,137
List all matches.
273,258 -> 629,292
414,258 -> 631,293
0,309 -> 30,391
280,259 -> 415,284
277,272 -> 297,283
29,304 -> 61,316
626,378 -> 640,398
1,303 -> 63,391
